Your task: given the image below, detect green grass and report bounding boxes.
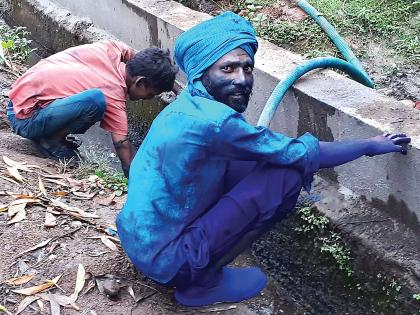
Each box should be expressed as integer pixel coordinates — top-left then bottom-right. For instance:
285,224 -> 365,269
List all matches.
239,0 -> 420,63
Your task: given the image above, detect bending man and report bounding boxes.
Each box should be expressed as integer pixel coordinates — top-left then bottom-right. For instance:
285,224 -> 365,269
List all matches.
116,12 -> 410,306
7,40 -> 178,176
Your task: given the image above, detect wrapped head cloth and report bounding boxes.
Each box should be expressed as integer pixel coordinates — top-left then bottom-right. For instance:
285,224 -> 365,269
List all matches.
174,12 -> 258,97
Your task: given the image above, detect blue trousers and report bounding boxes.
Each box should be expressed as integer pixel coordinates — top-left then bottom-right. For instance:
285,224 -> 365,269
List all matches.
7,89 -> 106,140
169,161 -> 303,288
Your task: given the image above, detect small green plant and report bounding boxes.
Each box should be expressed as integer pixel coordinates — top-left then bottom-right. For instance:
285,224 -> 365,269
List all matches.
320,233 -> 353,276
295,206 -> 353,276
0,25 -> 34,65
95,169 -> 127,196
294,206 -> 329,233
413,293 -> 420,301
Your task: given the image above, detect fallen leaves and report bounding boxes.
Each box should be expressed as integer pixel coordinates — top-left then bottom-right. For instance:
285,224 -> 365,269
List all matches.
12,275 -> 61,296
4,275 -> 34,286
6,166 -> 24,182
100,235 -> 119,251
38,176 -> 47,197
17,238 -> 52,258
15,296 -> 39,315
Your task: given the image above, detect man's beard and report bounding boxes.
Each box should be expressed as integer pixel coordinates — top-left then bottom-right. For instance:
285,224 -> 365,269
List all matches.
202,76 -> 252,113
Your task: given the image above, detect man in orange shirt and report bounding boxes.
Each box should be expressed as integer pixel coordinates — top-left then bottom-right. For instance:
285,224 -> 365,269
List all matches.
7,40 -> 178,176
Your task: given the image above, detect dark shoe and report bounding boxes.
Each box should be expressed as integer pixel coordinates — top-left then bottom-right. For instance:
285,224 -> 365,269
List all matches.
34,138 -> 79,160
174,267 -> 267,307
64,135 -> 82,149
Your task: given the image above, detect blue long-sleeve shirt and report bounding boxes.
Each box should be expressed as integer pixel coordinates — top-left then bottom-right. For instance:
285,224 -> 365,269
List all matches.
116,90 -> 320,283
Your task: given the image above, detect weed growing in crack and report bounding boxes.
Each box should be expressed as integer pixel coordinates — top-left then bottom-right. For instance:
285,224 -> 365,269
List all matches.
295,206 -> 353,276
320,232 -> 353,276
294,206 -> 329,233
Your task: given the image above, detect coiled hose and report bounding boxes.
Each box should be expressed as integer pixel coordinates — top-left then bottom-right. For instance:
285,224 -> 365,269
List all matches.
257,0 -> 374,127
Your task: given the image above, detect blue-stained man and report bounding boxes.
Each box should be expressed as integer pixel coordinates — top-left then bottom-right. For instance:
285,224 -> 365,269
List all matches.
116,12 -> 410,307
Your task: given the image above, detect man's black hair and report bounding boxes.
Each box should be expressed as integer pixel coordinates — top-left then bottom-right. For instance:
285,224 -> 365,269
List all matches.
126,48 -> 178,92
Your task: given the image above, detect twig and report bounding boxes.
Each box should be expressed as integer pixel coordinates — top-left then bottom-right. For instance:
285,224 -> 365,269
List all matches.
335,218 -> 391,227
51,226 -> 82,242
136,282 -> 162,294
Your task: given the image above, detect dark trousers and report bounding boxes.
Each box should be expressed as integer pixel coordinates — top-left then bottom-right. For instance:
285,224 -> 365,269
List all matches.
7,88 -> 106,140
169,161 -> 303,288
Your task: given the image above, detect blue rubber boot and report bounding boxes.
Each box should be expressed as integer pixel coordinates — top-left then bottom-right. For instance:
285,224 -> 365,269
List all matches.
174,267 -> 267,307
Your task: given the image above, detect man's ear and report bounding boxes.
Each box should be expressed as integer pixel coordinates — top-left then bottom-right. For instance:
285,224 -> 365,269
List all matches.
134,76 -> 146,87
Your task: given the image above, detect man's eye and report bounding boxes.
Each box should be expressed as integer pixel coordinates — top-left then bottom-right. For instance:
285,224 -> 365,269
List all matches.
244,66 -> 253,73
221,66 -> 233,72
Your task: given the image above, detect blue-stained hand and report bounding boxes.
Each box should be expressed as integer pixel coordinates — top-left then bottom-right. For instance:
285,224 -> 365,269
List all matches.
367,133 -> 411,156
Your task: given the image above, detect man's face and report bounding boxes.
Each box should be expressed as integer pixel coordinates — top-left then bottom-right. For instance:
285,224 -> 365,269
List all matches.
201,48 -> 254,113
128,79 -> 160,101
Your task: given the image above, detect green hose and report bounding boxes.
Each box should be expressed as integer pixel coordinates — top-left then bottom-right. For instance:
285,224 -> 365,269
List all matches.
257,0 -> 374,127
257,57 -> 372,127
297,0 -> 373,87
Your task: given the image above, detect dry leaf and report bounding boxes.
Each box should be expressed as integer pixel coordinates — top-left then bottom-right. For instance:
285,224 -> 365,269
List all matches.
37,293 -> 79,310
12,275 -> 61,295
50,199 -> 99,219
38,177 -> 47,196
6,166 -> 24,182
43,178 -> 68,187
0,204 -> 8,212
127,286 -> 135,301
8,202 -> 26,217
36,300 -> 44,312
16,296 -> 39,314
94,192 -> 116,206
74,264 -> 85,297
42,174 -> 68,180
8,193 -> 34,199
4,275 -> 34,286
45,212 -> 57,228
71,191 -> 96,200
51,191 -> 69,197
8,209 -> 26,224
0,175 -> 20,185
9,197 -> 40,206
3,156 -> 30,171
100,235 -> 118,251
49,296 -> 61,315
17,238 -> 52,257
0,304 -> 12,315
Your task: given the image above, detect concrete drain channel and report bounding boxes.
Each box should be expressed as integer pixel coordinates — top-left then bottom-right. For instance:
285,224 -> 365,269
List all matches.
1,0 -> 419,314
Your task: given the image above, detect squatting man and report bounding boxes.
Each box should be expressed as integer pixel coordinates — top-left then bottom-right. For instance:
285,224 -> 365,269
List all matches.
116,12 -> 410,306
7,40 -> 178,176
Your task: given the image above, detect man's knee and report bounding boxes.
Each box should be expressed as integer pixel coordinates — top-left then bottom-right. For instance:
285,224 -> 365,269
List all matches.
83,88 -> 106,119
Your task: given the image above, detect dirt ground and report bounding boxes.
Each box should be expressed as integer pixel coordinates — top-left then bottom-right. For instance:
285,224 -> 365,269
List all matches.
0,71 -> 283,314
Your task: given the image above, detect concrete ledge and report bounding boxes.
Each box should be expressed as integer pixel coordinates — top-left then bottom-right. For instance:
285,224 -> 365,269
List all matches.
1,0 -> 419,294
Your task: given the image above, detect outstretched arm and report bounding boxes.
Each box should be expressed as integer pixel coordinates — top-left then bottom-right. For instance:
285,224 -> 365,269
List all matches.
319,133 -> 410,169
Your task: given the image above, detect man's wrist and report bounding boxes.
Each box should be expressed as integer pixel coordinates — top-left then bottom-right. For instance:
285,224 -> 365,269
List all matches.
122,165 -> 130,178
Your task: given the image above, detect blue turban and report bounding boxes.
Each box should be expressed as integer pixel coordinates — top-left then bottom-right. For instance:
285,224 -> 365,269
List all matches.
174,12 -> 258,98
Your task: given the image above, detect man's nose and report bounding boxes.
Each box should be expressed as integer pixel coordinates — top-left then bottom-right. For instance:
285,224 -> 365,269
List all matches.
233,69 -> 247,86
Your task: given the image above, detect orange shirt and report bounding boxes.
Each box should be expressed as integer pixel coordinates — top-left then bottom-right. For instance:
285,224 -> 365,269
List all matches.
8,40 -> 135,135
